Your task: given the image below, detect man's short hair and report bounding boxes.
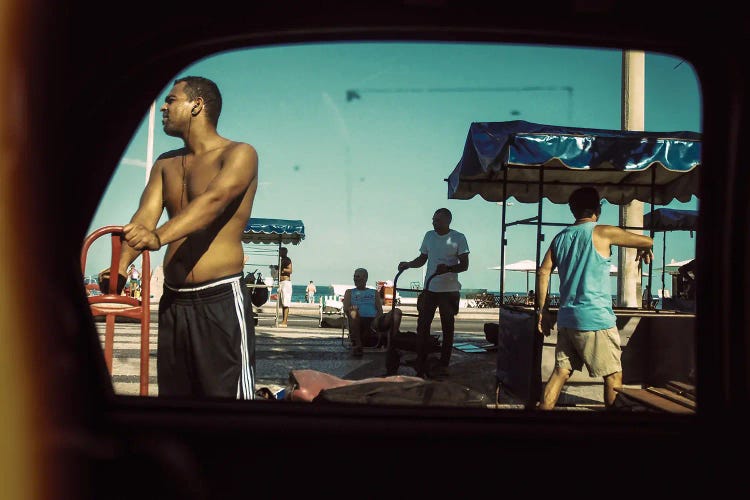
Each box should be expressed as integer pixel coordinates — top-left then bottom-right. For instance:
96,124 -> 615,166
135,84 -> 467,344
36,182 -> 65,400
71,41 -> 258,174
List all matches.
354,267 -> 368,280
568,187 -> 601,219
435,207 -> 452,222
174,76 -> 223,127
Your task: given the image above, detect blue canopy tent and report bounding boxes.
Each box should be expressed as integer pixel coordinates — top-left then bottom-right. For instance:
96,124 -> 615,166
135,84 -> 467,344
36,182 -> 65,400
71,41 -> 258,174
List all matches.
643,208 -> 698,232
643,208 -> 698,302
447,121 -> 701,408
242,218 -> 306,326
242,218 -> 306,245
447,120 -> 701,298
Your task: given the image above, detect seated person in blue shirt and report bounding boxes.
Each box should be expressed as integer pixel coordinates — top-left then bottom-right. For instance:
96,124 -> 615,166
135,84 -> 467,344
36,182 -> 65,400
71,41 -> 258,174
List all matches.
343,267 -> 402,358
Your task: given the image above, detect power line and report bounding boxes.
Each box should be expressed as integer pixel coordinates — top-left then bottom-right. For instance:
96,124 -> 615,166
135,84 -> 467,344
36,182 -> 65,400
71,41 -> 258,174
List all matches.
346,85 -> 574,120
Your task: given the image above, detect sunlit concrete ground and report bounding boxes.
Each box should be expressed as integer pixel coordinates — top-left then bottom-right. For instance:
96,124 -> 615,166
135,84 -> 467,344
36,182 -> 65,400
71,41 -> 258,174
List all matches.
96,302 -> 638,409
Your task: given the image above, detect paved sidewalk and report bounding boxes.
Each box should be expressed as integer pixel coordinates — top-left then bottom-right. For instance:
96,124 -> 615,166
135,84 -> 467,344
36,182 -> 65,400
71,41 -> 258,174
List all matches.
98,302 -> 621,410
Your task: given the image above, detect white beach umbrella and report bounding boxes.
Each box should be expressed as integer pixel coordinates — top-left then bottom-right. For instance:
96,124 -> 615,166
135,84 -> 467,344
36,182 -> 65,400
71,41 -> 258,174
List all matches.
491,261 -> 648,293
656,258 -> 694,272
490,259 -> 540,292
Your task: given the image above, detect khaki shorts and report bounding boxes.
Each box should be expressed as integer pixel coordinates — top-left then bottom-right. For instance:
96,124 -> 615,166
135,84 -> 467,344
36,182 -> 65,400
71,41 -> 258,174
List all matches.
555,326 -> 622,377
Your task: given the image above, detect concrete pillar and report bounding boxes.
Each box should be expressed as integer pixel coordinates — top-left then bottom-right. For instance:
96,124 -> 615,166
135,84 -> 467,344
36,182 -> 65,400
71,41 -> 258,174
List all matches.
617,50 -> 645,307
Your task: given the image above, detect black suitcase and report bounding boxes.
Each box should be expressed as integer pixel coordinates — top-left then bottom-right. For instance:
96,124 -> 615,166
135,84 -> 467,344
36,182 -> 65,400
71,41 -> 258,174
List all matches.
495,306 -> 544,408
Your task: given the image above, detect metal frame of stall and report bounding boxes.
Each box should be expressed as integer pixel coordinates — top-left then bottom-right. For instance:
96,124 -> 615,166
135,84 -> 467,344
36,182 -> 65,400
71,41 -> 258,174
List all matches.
447,122 -> 702,309
497,167 -> 664,307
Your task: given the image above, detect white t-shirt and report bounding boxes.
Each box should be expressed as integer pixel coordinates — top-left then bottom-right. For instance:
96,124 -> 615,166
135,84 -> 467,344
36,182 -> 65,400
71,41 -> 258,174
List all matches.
419,229 -> 470,292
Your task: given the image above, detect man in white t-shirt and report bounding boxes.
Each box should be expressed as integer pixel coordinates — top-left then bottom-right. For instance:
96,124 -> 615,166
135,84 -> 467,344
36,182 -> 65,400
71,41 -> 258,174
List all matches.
398,208 -> 469,378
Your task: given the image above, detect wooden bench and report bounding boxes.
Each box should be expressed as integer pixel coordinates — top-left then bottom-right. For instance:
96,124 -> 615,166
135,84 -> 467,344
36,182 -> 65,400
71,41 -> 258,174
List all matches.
615,381 -> 696,414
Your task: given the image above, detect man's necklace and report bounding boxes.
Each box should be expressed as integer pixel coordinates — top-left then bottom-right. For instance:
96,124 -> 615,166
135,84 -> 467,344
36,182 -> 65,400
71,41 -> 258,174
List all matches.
180,153 -> 189,207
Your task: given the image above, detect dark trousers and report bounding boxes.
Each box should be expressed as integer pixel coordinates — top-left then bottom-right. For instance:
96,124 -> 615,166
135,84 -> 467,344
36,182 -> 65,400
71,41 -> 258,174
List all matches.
416,290 -> 460,374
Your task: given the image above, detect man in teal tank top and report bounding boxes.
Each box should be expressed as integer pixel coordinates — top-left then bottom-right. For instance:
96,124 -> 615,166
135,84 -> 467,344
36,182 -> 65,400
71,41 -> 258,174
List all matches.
536,187 -> 654,410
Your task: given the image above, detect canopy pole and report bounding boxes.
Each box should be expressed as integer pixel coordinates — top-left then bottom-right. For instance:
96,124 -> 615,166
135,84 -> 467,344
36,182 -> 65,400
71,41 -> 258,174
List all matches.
528,154 -> 546,410
535,158 -> 545,302
661,234 -> 667,299
275,239 -> 281,327
500,168 -> 509,302
645,166 -> 656,308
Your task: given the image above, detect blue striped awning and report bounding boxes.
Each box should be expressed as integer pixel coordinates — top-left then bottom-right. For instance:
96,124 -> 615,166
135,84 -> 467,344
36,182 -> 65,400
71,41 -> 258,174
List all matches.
644,208 -> 698,232
447,120 -> 701,205
242,218 -> 305,245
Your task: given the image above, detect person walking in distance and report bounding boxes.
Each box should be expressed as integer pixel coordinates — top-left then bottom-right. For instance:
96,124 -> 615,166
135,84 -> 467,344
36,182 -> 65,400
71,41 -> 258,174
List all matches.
535,187 -> 653,410
306,280 -> 317,304
278,247 -> 293,327
115,76 -> 259,399
398,208 -> 469,378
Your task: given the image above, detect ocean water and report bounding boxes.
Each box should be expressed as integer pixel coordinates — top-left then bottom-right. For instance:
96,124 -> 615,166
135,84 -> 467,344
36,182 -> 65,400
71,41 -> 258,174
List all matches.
280,284 -> 655,307
283,284 -> 521,303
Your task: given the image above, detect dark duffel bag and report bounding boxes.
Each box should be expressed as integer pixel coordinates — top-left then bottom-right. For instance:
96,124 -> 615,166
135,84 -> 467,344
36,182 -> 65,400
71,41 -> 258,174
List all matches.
248,272 -> 269,307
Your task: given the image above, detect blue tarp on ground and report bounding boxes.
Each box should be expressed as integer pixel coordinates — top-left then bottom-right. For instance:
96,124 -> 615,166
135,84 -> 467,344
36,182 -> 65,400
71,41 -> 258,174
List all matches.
644,208 -> 698,232
242,218 -> 305,245
447,120 -> 701,205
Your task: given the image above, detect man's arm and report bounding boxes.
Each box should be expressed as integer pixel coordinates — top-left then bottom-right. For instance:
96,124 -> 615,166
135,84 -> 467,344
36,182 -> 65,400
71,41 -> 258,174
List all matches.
437,252 -> 469,274
117,162 -> 166,276
374,290 -> 384,316
124,142 -> 258,251
596,225 -> 654,264
398,253 -> 427,271
536,247 -> 555,334
342,289 -> 353,315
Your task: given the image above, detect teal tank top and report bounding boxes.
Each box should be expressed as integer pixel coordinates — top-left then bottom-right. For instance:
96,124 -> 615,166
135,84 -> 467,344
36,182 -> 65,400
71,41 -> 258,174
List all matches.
350,288 -> 377,318
552,222 -> 616,330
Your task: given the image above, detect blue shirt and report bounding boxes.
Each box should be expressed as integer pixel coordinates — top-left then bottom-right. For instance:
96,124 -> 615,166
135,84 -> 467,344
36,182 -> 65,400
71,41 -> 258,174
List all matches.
552,222 -> 616,331
350,288 -> 378,318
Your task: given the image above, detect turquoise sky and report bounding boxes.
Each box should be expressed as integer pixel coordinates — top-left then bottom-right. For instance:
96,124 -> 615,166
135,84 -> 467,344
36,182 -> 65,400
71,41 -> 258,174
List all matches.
87,41 -> 701,293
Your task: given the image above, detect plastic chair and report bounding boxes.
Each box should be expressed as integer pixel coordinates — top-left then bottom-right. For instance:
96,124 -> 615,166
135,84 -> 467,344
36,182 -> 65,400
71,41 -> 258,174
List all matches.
81,225 -> 151,396
319,295 -> 346,330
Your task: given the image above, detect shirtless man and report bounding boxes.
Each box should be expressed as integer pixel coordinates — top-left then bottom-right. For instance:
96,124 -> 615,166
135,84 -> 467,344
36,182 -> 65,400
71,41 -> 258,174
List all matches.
117,76 -> 258,399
